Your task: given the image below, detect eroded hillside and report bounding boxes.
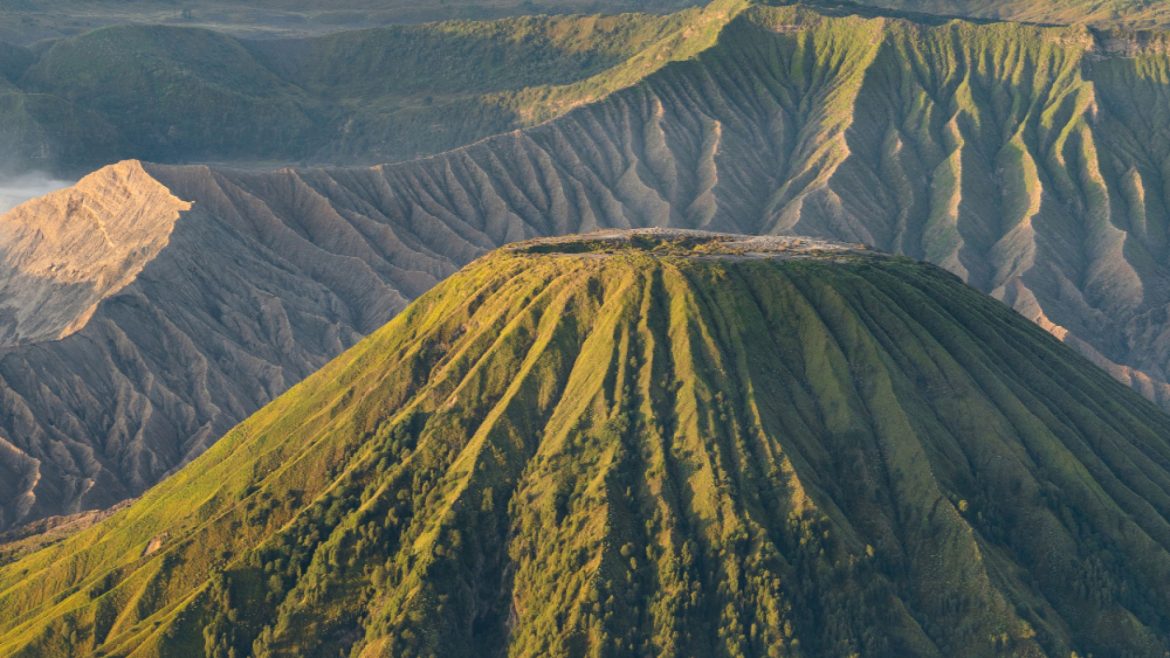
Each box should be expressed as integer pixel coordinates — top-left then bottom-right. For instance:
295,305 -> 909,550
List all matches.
0,162 -> 188,347
7,2 -> 1170,531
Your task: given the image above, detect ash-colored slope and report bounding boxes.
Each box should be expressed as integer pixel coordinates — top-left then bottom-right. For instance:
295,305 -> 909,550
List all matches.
11,3 -> 1170,529
3,232 -> 1170,657
0,161 -> 188,347
145,5 -> 1170,407
0,160 -> 482,529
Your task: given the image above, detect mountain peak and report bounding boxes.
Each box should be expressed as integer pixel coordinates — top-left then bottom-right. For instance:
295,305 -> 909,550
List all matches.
0,159 -> 189,347
3,235 -> 1170,657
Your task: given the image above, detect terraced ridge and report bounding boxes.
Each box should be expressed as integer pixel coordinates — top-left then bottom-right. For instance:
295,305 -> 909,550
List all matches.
10,2 -> 1170,531
2,231 -> 1170,657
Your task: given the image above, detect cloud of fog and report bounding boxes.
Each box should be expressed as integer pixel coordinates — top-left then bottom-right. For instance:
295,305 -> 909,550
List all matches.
0,172 -> 72,214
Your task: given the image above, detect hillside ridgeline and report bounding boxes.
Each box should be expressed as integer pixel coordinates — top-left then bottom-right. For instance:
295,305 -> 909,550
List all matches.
0,1 -> 734,175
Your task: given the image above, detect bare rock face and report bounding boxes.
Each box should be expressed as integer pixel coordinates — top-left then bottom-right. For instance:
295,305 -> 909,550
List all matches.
8,5 -> 1170,528
0,161 -> 187,347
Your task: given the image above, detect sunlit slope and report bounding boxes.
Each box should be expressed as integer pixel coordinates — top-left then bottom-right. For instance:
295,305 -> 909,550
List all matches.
2,232 -> 1170,657
0,159 -> 467,530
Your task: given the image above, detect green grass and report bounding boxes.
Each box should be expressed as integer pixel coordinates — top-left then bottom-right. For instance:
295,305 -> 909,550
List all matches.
2,233 -> 1170,656
1,6 -> 726,173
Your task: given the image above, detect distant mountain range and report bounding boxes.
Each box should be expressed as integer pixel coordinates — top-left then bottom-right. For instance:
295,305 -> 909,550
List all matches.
4,232 -> 1170,657
6,0 -> 1170,176
0,0 -> 707,46
0,6 -> 725,174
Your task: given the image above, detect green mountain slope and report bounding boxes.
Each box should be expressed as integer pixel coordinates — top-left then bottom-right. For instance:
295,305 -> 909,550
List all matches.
0,2 -> 734,174
3,231 -> 1170,657
0,0 -> 708,46
7,0 -> 1170,174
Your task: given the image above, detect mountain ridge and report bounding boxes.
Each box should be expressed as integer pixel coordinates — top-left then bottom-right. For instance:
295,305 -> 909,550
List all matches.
0,160 -> 187,347
8,1 -> 1170,530
10,0 -> 1170,176
840,0 -> 1170,30
0,3 -> 740,175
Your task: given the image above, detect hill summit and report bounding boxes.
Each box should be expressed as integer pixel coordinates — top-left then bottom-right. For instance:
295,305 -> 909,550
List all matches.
2,230 -> 1170,657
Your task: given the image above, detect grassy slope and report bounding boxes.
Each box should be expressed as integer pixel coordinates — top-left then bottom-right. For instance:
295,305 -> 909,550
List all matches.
1,235 -> 1170,657
7,0 -> 1170,174
0,0 -> 708,46
0,3 -> 738,174
9,0 -> 1170,175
